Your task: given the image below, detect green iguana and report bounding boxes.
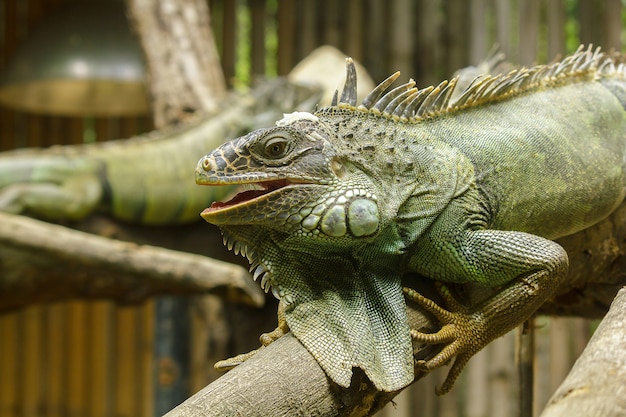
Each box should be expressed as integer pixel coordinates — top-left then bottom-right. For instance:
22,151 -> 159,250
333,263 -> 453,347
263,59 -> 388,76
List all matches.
195,45 -> 626,394
0,79 -> 318,224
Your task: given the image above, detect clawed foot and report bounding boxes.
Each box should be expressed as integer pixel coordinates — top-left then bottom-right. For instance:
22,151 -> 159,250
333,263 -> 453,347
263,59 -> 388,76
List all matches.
404,285 -> 487,395
215,302 -> 290,372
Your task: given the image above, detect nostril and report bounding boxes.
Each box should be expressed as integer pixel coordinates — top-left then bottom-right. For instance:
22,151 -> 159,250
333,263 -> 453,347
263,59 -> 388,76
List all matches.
202,157 -> 213,171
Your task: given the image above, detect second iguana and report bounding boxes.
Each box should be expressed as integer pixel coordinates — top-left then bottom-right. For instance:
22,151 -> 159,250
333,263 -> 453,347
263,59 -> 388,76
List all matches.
195,46 -> 626,393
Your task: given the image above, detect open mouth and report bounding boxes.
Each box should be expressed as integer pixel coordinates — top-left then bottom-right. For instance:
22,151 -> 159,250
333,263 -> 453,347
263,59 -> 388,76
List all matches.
202,179 -> 291,213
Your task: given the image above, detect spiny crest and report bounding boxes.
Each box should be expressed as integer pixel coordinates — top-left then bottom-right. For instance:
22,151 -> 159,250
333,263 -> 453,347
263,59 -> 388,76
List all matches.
327,45 -> 625,123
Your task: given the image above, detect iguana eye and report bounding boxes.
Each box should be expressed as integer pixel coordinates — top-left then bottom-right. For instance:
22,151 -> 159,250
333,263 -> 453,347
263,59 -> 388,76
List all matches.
264,137 -> 289,158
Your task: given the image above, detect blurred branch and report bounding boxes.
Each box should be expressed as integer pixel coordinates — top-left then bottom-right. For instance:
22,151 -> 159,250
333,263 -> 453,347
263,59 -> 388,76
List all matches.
0,211 -> 264,312
125,0 -> 227,127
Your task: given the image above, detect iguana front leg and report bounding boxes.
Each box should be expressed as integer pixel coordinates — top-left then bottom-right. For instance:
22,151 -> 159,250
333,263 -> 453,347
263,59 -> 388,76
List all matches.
408,228 -> 569,395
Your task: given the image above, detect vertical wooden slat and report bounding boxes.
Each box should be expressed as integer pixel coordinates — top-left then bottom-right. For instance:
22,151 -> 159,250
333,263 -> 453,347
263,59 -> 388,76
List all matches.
140,300 -> 155,417
494,0 -> 512,58
277,0 -> 295,74
465,346 -> 489,417
66,301 -> 88,417
516,320 -> 535,417
0,107 -> 16,150
44,303 -> 67,417
119,116 -> 140,139
364,0 -> 388,81
444,0 -> 469,76
88,301 -> 114,417
344,0 -> 364,62
295,0 -> 317,63
2,0 -> 19,67
47,115 -> 66,146
19,306 -> 44,417
250,0 -> 266,78
488,332 -> 515,416
67,117 -> 85,145
221,0 -> 236,85
533,316 -> 551,416
547,0 -> 565,59
547,317 -> 570,390
25,113 -> 44,147
604,0 -> 621,50
572,318 -> 592,357
389,0 -> 414,78
322,0 -> 342,49
190,298 -> 211,393
414,0 -> 442,86
95,117 -> 113,142
578,0 -> 601,46
115,305 -> 139,417
0,313 -> 19,417
469,0 -> 487,64
518,0 -> 540,66
153,298 -> 191,416
437,365 -> 460,417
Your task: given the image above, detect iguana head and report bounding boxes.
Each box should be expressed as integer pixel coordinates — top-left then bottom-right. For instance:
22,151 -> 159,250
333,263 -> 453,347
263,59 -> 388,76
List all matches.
195,59 -> 416,254
196,110 -> 382,243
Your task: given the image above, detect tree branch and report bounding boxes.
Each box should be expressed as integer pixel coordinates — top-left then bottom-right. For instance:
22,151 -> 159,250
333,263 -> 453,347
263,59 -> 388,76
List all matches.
125,0 -> 227,127
0,211 -> 264,311
540,287 -> 626,417
163,303 -> 435,417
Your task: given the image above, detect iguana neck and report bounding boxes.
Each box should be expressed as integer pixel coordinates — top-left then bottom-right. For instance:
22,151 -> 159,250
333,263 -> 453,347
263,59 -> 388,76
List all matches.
221,222 -> 413,390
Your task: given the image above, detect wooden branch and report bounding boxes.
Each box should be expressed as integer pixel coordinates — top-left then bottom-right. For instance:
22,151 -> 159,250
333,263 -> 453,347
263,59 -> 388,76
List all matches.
540,287 -> 626,417
163,303 -> 434,417
0,211 -> 264,312
125,0 -> 227,127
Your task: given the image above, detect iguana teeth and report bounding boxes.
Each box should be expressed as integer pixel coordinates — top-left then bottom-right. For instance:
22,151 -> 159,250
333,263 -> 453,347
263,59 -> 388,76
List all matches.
240,183 -> 265,191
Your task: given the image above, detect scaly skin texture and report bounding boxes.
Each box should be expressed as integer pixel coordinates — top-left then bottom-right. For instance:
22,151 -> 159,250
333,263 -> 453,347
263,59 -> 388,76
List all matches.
195,46 -> 626,393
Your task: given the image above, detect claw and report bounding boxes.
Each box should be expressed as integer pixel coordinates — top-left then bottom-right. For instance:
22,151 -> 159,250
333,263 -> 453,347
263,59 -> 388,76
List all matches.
260,300 -> 289,346
214,348 -> 261,371
403,285 -> 484,395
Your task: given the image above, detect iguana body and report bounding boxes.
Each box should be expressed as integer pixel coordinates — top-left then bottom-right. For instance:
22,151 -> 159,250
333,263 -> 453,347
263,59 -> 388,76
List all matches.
0,80 -> 317,224
196,46 -> 626,392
